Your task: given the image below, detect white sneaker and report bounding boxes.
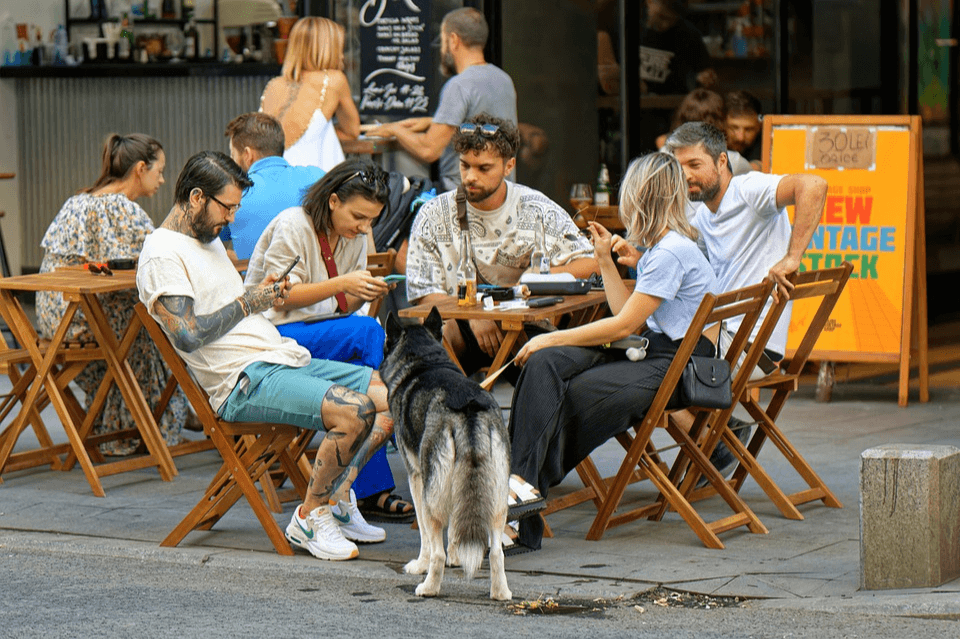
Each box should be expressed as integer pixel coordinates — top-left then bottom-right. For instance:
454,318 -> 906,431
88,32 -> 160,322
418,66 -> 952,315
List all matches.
285,505 -> 359,561
331,489 -> 387,543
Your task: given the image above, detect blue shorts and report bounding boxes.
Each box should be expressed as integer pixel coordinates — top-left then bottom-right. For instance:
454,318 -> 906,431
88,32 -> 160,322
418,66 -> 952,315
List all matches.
218,359 -> 373,431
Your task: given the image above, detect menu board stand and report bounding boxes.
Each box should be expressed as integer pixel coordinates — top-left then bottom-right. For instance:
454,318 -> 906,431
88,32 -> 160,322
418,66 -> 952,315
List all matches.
762,115 -> 929,407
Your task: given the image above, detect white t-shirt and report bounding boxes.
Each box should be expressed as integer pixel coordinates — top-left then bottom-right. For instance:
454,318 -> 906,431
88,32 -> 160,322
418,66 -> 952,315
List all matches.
137,228 -> 310,411
244,207 -> 368,325
406,182 -> 594,301
691,172 -> 791,355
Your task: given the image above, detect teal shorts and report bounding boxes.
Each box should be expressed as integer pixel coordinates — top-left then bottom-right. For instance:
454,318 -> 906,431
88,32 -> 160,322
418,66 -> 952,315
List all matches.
218,359 -> 373,431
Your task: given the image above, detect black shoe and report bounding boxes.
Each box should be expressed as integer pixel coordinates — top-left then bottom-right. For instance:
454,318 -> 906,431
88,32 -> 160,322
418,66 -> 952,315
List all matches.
696,417 -> 753,490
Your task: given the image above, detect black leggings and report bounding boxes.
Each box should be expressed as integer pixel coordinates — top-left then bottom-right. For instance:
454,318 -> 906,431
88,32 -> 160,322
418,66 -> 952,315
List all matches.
508,330 -> 714,549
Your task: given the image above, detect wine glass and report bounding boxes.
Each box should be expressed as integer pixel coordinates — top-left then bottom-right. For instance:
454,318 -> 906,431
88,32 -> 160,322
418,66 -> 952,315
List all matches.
166,29 -> 185,63
569,183 -> 593,228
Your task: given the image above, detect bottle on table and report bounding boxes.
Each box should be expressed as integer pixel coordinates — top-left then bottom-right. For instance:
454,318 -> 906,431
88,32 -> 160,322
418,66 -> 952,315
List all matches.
53,24 -> 68,65
457,230 -> 478,307
594,163 -> 611,206
530,215 -> 550,275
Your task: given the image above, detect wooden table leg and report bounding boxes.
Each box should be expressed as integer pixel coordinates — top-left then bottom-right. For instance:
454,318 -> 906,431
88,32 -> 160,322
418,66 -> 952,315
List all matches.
77,293 -> 177,481
0,295 -> 107,496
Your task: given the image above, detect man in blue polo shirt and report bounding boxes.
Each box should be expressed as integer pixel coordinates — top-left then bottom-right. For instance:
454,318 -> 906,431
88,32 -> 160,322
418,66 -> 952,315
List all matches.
220,112 -> 325,260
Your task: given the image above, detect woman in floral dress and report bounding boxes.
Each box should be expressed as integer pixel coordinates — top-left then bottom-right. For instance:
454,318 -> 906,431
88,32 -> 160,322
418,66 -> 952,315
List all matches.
36,133 -> 189,455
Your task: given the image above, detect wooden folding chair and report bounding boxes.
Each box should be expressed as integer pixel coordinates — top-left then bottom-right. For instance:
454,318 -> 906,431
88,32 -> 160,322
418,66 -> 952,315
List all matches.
723,263 -> 855,514
135,303 -> 309,555
366,248 -> 397,319
582,280 -> 775,548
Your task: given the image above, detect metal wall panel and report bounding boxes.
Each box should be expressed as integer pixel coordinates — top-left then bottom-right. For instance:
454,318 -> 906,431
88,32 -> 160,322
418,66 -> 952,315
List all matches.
15,74 -> 271,268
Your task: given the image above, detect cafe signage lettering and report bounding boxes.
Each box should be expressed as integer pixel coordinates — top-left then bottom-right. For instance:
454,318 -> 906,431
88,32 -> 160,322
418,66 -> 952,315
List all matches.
359,0 -> 432,118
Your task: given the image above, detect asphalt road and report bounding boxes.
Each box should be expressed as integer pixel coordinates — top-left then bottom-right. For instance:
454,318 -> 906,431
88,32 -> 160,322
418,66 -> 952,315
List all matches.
2,532 -> 955,639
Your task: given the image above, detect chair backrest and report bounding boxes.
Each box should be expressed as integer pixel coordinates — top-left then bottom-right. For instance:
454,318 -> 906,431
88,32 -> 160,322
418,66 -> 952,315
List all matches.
639,279 -> 774,432
134,302 -> 222,428
365,249 -> 397,318
779,262 -> 854,376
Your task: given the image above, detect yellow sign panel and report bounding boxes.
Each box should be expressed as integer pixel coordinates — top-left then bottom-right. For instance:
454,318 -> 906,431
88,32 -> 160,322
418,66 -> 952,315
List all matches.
770,125 -> 911,358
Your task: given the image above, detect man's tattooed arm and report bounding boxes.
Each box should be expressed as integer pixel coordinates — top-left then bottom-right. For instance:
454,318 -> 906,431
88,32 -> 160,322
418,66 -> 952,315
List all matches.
153,295 -> 245,353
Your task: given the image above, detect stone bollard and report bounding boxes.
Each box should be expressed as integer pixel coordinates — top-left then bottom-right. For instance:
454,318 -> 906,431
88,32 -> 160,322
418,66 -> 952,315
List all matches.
860,444 -> 960,590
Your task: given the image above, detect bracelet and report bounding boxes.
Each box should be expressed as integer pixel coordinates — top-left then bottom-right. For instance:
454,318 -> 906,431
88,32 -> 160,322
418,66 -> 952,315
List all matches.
236,295 -> 250,317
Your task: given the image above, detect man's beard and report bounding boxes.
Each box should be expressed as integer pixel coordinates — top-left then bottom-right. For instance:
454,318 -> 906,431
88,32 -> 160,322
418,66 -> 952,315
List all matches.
463,181 -> 500,203
687,176 -> 721,202
191,203 -> 222,244
440,51 -> 456,77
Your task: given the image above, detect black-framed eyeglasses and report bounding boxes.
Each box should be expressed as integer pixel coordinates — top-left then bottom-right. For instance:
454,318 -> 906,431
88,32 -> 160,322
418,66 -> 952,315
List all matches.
208,193 -> 241,214
459,123 -> 500,137
343,169 -> 387,189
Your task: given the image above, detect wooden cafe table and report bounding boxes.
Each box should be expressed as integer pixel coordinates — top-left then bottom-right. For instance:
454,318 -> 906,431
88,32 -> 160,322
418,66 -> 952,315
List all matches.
399,290 -> 610,381
0,268 -> 178,496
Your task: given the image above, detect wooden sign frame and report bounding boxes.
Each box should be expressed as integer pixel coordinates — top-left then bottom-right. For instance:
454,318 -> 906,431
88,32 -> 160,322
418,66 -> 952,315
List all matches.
762,115 -> 929,406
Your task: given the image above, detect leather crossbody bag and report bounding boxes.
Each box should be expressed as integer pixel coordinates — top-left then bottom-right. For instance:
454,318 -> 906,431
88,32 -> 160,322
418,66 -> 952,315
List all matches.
679,356 -> 733,409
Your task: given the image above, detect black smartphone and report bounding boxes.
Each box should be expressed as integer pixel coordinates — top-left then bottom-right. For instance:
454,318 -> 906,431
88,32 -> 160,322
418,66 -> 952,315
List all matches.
277,255 -> 301,281
273,255 -> 301,295
528,296 -> 564,308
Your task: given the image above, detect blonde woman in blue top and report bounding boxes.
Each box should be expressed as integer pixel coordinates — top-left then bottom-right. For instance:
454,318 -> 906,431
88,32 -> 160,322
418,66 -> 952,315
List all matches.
506,151 -> 719,554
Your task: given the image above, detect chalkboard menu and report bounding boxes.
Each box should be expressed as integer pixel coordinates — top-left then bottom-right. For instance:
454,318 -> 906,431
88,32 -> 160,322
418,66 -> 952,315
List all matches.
358,0 -> 433,118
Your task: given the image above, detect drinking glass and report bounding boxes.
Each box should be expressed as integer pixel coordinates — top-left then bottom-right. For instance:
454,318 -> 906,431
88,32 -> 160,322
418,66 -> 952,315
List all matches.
569,183 -> 593,227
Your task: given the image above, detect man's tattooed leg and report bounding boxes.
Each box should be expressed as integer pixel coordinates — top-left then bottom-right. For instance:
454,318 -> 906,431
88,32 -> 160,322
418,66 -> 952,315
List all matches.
301,385 -> 376,512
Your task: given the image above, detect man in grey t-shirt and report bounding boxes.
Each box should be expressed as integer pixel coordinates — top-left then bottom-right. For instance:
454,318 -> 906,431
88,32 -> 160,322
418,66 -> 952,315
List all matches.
369,7 -> 517,192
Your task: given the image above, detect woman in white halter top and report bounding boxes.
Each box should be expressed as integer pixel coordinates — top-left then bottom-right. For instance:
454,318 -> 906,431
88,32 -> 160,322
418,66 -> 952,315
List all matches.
260,17 -> 360,172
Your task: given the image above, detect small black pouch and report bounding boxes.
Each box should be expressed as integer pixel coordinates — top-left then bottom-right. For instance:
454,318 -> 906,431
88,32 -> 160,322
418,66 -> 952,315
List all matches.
679,356 -> 733,409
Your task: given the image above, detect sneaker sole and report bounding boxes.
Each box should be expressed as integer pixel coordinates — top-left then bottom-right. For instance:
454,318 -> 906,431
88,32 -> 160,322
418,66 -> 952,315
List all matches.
340,530 -> 386,544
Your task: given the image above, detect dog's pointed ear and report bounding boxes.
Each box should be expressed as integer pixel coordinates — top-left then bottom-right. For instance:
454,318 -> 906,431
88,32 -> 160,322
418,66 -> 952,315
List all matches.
385,312 -> 402,343
424,306 -> 444,341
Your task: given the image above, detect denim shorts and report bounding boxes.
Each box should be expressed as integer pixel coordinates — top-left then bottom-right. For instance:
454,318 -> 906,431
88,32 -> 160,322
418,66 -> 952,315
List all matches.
218,359 -> 372,431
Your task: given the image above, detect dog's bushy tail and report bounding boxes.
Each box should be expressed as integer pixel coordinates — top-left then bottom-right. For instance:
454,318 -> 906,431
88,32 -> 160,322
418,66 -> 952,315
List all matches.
449,410 -> 510,581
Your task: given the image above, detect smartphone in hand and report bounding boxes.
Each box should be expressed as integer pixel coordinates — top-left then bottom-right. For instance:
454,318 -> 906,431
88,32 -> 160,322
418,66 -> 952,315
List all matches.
273,255 -> 301,295
382,274 -> 406,284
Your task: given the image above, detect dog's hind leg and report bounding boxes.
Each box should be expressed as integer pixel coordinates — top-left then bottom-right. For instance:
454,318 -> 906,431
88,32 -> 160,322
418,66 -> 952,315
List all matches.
415,515 -> 446,598
404,472 -> 429,575
487,510 -> 513,601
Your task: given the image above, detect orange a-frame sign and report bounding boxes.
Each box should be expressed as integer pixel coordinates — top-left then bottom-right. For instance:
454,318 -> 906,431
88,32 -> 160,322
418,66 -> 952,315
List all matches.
762,115 -> 929,406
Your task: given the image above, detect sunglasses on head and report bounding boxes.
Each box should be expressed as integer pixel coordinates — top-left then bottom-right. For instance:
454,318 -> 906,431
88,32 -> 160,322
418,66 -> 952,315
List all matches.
343,169 -> 387,189
459,123 -> 500,137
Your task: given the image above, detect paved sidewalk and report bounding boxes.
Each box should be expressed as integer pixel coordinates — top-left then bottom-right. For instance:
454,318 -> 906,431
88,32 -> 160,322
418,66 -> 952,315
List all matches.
2,377 -> 960,616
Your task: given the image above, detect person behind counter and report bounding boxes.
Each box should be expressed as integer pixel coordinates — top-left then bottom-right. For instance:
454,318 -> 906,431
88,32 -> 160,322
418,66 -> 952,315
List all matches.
259,16 -> 360,172
37,133 -> 191,455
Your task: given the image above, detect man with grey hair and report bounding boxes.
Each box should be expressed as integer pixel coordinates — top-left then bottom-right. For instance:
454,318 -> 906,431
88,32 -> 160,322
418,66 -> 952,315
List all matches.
660,121 -> 827,476
368,7 -> 517,192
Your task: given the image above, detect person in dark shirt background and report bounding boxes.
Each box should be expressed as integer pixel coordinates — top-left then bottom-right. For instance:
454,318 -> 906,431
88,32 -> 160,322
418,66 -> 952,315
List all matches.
640,0 -> 717,95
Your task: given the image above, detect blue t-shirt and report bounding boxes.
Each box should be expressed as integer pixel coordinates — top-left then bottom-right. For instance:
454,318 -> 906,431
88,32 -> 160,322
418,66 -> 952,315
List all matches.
221,156 -> 324,260
633,230 -> 718,341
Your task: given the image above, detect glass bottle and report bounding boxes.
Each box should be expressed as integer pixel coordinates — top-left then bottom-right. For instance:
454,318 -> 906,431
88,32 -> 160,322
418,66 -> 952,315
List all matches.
594,163 -> 611,206
457,230 -> 478,307
183,12 -> 198,60
530,215 -> 549,275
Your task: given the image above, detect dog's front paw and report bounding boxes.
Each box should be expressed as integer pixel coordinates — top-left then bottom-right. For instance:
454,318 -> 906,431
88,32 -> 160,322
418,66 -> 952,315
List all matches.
415,581 -> 440,597
404,558 -> 428,575
490,585 -> 513,601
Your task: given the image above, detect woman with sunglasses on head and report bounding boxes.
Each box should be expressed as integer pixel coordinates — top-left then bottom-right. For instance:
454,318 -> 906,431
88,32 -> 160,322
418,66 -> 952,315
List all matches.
503,152 -> 719,555
259,16 -> 360,172
245,160 -> 413,522
36,133 -> 190,455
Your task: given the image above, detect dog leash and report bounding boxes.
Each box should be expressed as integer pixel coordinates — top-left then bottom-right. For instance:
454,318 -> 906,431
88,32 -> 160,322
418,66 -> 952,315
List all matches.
479,357 -> 516,392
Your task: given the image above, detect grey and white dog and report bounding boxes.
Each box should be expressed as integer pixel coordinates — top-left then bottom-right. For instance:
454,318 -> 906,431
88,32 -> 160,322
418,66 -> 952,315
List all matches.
380,308 -> 512,601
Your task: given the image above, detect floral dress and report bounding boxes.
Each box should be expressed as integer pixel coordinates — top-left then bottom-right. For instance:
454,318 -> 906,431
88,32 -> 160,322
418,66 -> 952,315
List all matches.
36,193 -> 188,456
